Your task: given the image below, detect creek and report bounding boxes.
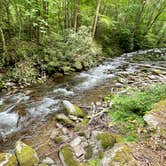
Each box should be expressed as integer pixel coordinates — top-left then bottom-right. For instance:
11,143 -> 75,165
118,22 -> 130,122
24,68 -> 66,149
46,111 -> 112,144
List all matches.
0,48 -> 165,155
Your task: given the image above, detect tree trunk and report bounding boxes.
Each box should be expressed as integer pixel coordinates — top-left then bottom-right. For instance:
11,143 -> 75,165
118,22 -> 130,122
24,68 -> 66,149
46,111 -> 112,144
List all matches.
73,0 -> 78,31
0,27 -> 7,53
92,0 -> 101,39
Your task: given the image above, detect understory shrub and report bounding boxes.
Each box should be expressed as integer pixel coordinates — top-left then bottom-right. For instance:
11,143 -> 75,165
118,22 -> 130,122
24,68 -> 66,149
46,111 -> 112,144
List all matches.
107,84 -> 166,141
40,26 -> 102,73
9,59 -> 39,84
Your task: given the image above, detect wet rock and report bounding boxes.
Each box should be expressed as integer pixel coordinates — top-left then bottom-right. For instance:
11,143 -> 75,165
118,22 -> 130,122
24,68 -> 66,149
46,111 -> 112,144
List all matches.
42,157 -> 54,165
59,145 -> 79,166
0,153 -> 18,166
56,114 -> 74,127
15,141 -> 39,166
63,100 -> 85,118
101,143 -> 137,166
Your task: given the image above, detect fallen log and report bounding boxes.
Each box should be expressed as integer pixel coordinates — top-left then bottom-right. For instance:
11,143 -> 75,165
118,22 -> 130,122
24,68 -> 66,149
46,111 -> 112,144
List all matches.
131,63 -> 166,71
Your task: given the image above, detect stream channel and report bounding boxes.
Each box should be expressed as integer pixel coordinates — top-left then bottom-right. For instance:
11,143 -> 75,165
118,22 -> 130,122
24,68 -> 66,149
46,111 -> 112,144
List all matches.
0,48 -> 166,158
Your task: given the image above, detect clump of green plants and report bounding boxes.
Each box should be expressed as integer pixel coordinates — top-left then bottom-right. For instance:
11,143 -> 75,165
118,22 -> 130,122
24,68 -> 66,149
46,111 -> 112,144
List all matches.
9,59 -> 39,85
96,132 -> 116,150
108,84 -> 166,141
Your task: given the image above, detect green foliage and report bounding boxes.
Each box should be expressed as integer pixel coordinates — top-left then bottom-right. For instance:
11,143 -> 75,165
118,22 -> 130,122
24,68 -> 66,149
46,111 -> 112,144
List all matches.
108,84 -> 166,141
96,132 -> 116,150
9,60 -> 39,84
40,26 -> 102,73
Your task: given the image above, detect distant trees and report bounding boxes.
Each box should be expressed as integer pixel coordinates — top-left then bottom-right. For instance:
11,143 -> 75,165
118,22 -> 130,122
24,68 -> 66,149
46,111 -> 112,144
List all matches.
0,0 -> 165,55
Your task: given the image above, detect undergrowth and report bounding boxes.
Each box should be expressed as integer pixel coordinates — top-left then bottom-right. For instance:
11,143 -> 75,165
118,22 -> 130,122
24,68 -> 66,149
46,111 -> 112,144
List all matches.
107,84 -> 166,141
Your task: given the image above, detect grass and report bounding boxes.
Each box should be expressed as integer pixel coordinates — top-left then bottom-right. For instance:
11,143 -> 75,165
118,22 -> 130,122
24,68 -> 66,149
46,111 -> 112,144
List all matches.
107,84 -> 166,141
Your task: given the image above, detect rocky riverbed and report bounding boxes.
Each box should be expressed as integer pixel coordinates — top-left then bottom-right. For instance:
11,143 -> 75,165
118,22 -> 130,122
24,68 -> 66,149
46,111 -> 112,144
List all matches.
0,48 -> 166,166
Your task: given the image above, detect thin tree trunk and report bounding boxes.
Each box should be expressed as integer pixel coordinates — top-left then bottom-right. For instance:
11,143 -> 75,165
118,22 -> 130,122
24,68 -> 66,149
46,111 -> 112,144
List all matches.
92,0 -> 101,39
73,0 -> 78,31
0,27 -> 7,53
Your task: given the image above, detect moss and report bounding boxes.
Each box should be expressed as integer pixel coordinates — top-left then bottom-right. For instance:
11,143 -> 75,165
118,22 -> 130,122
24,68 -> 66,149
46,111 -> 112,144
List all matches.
60,145 -> 79,166
114,134 -> 124,143
85,145 -> 93,160
54,136 -> 63,143
96,132 -> 116,150
56,114 -> 74,127
15,141 -> 39,166
0,153 -> 18,166
108,144 -> 137,166
74,105 -> 85,118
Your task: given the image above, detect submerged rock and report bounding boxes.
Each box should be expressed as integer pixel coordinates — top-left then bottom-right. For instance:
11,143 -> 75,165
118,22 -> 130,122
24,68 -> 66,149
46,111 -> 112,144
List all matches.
63,100 -> 85,118
101,143 -> 137,166
15,141 -> 39,166
0,153 -> 18,166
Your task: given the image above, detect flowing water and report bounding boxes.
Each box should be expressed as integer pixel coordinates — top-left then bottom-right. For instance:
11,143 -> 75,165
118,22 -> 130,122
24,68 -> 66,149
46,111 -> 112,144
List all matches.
0,48 -> 166,153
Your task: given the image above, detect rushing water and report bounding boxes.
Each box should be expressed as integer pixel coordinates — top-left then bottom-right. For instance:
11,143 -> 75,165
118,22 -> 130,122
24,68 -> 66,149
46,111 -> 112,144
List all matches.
0,48 -> 165,148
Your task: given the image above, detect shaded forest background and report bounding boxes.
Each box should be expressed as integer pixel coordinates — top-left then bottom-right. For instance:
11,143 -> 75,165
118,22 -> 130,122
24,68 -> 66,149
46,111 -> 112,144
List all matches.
0,0 -> 165,85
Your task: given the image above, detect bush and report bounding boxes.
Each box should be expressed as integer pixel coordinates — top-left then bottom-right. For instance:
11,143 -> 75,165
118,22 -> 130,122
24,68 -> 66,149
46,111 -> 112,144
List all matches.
40,26 -> 102,73
108,84 -> 166,141
9,59 -> 39,84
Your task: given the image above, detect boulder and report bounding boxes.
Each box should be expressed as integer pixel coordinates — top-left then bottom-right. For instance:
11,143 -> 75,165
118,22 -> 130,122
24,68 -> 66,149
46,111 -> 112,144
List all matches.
15,141 -> 39,166
63,100 -> 85,118
101,143 -> 137,166
59,145 -> 79,166
0,153 -> 18,166
143,100 -> 166,137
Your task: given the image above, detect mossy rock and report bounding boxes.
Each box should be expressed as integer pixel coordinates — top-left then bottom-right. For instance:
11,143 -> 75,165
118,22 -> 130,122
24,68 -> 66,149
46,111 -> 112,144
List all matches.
63,100 -> 85,118
59,145 -> 79,166
0,153 -> 18,166
144,100 -> 166,136
101,143 -> 137,166
56,114 -> 74,127
54,136 -> 63,143
15,141 -> 39,166
74,105 -> 85,118
96,132 -> 116,150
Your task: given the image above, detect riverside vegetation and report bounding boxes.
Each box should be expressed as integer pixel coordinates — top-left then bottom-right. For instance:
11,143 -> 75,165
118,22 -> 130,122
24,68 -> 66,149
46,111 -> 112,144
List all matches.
0,0 -> 166,90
